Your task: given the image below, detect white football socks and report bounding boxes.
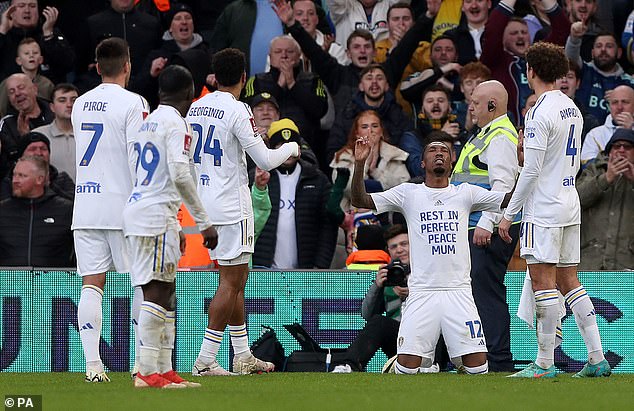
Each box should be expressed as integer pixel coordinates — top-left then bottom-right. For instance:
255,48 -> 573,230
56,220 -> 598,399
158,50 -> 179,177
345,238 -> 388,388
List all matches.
464,362 -> 488,375
229,324 -> 250,357
565,286 -> 605,365
198,328 -> 224,364
394,361 -> 419,374
78,285 -> 104,371
158,311 -> 176,373
534,289 -> 560,369
138,301 -> 166,376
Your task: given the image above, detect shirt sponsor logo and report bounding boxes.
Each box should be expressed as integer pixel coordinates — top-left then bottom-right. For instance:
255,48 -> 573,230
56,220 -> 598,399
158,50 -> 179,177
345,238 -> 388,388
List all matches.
524,126 -> 536,139
563,175 -> 575,187
76,181 -> 102,194
199,174 -> 210,186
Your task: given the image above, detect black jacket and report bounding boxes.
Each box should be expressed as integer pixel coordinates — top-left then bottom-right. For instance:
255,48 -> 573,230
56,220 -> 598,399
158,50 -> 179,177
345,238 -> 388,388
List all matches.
243,67 -> 328,148
444,18 -> 479,66
0,189 -> 74,267
0,98 -> 55,179
252,160 -> 337,269
75,7 -> 162,93
328,90 -> 411,161
0,164 -> 75,201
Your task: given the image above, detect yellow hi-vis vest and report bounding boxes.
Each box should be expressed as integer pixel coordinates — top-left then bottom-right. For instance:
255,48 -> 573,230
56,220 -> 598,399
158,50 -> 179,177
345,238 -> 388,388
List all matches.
451,115 -> 519,227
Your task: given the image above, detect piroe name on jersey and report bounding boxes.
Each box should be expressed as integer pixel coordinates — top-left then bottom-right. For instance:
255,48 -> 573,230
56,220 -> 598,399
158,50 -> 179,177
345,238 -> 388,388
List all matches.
81,101 -> 109,112
187,106 -> 225,119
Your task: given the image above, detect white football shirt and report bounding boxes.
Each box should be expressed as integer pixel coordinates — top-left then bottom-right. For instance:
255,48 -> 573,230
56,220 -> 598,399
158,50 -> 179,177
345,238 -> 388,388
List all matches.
187,90 -> 297,225
71,83 -> 149,230
123,105 -> 192,236
371,183 -> 505,291
505,90 -> 582,226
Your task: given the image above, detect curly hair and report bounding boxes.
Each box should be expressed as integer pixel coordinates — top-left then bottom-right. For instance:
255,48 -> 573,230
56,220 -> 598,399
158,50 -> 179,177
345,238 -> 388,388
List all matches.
525,42 -> 569,83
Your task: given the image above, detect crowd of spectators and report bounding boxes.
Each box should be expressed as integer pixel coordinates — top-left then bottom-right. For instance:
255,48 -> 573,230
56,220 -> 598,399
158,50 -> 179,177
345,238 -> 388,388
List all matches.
0,0 -> 632,274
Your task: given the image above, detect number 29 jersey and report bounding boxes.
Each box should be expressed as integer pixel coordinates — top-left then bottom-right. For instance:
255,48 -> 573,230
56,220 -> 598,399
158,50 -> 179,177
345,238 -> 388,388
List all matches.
71,83 -> 149,230
186,90 -> 263,225
123,105 -> 192,236
520,90 -> 582,226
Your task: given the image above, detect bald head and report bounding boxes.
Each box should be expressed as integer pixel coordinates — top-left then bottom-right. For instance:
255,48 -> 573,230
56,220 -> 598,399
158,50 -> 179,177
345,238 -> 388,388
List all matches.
469,80 -> 509,127
6,73 -> 38,113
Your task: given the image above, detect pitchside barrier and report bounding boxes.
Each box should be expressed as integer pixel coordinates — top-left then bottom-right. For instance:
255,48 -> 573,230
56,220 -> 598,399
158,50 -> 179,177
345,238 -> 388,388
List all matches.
0,270 -> 632,373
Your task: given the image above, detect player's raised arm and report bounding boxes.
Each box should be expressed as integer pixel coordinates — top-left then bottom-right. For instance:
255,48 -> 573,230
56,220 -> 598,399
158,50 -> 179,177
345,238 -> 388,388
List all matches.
350,136 -> 376,210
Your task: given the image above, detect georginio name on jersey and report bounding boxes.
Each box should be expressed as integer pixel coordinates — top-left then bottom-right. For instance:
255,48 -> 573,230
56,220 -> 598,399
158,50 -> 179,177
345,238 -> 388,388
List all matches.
187,106 -> 225,119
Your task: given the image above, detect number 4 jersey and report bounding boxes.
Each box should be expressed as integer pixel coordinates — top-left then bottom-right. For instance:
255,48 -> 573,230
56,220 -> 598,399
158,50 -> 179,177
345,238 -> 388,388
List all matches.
186,90 -> 263,225
71,83 -> 149,230
508,90 -> 583,227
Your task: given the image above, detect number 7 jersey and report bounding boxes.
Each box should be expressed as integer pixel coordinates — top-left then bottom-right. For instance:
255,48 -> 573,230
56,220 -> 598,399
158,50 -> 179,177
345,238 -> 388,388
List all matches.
186,90 -> 263,225
520,89 -> 582,226
71,83 -> 150,230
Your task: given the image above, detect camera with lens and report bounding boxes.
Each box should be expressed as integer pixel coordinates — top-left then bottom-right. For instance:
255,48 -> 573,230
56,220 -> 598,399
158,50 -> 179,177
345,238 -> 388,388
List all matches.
384,259 -> 410,287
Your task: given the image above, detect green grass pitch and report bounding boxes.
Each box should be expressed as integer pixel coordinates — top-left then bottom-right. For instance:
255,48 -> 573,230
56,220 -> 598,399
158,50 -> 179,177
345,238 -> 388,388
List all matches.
1,372 -> 633,411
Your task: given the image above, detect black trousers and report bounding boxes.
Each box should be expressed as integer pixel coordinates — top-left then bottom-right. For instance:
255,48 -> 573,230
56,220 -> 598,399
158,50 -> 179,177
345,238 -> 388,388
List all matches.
468,224 -> 520,372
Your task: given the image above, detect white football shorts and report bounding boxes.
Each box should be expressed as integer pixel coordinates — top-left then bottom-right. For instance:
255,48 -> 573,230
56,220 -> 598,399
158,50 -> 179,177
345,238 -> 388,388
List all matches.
126,229 -> 181,287
520,222 -> 580,266
74,229 -> 130,276
210,218 -> 254,263
397,289 -> 488,360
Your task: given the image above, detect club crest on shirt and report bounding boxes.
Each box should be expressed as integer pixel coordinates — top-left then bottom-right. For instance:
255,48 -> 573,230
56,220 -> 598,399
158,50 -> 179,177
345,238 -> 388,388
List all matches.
184,133 -> 192,153
249,117 -> 258,134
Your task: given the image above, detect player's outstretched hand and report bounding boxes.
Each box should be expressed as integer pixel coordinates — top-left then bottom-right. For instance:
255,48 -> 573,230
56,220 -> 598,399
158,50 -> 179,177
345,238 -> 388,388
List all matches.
517,128 -> 525,167
201,226 -> 218,250
354,136 -> 371,162
498,218 -> 513,244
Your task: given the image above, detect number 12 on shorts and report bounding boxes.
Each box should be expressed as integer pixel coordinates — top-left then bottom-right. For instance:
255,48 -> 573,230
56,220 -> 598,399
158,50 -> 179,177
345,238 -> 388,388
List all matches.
465,320 -> 483,339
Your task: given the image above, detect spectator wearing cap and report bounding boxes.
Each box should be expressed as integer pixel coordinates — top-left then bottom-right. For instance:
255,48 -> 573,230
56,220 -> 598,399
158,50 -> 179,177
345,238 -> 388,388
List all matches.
33,83 -> 78,181
250,92 -> 281,139
136,3 -> 211,108
251,118 -> 338,269
0,131 -> 74,201
243,34 -> 328,165
577,128 -> 634,270
0,155 -> 74,267
0,72 -> 54,180
248,93 -> 319,170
